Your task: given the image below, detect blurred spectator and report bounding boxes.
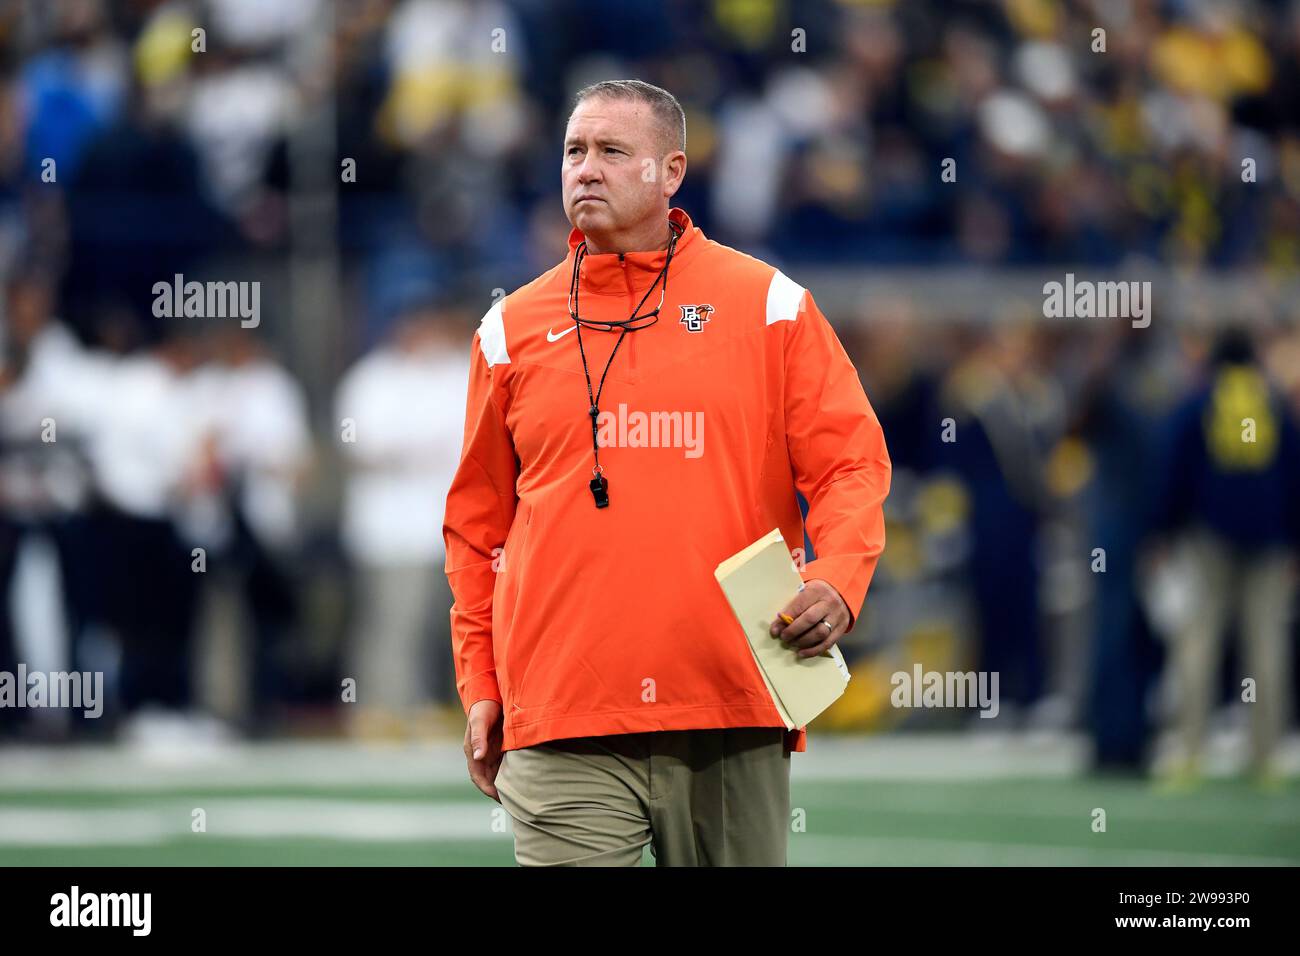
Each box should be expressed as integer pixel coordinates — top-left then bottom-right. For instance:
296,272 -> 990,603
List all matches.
932,323 -> 1059,723
64,64 -> 228,344
1072,325 -> 1180,771
78,322 -> 215,724
335,299 -> 469,737
190,326 -> 312,732
18,0 -> 126,185
0,274 -> 100,737
1152,328 -> 1300,783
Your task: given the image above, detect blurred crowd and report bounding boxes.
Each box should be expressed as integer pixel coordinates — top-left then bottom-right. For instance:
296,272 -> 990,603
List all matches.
5,0 -> 1300,327
0,0 -> 1298,778
1,271 -> 471,743
848,312 -> 1300,782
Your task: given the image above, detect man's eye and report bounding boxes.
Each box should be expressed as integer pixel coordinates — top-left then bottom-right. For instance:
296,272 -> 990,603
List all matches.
567,147 -> 582,157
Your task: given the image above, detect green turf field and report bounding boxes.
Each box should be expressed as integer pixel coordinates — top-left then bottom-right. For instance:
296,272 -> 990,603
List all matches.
1,736 -> 1296,866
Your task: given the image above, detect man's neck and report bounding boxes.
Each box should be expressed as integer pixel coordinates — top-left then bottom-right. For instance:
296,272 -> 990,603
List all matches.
584,219 -> 673,256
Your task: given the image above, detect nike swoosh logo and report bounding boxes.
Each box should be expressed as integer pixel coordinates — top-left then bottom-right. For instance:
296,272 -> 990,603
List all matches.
547,325 -> 577,342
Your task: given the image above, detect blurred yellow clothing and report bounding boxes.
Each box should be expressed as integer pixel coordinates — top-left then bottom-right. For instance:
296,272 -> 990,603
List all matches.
378,65 -> 516,147
1151,25 -> 1271,100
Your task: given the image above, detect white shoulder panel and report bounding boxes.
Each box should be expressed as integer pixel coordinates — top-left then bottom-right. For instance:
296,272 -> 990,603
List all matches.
477,299 -> 510,367
765,270 -> 806,325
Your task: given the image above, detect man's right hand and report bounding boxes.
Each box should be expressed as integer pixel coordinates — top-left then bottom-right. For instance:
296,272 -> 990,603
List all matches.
463,699 -> 504,802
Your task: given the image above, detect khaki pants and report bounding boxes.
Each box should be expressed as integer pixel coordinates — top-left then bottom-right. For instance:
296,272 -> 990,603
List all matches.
495,727 -> 791,866
1171,531 -> 1295,772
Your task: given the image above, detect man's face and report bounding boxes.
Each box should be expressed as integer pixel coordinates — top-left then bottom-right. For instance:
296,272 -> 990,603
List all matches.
5,283 -> 51,344
562,97 -> 678,243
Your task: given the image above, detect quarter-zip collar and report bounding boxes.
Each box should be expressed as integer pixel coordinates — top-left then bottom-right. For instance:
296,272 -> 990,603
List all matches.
565,207 -> 703,298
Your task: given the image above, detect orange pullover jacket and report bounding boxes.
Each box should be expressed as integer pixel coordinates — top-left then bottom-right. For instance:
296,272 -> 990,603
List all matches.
443,207 -> 891,753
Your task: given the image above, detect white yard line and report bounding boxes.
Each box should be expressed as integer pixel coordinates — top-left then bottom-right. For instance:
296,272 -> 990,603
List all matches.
0,733 -> 1295,790
795,789 -> 1300,825
0,800 -> 508,846
0,742 -> 470,790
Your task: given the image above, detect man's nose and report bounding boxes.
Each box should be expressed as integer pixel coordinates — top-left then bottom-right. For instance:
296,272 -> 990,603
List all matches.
576,154 -> 602,183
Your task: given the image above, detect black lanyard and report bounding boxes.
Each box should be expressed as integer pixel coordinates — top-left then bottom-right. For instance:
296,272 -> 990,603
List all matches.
567,220 -> 683,508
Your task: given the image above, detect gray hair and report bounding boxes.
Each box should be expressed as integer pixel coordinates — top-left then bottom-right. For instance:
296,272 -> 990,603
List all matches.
572,79 -> 686,153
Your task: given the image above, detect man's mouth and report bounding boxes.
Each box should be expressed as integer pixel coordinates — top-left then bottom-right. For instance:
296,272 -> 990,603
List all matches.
575,196 -> 604,204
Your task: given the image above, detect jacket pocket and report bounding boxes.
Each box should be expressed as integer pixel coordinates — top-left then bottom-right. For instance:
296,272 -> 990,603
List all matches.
493,501 -> 534,696
500,499 -> 560,707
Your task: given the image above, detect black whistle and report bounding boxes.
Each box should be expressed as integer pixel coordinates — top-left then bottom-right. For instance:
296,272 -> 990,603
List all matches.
589,474 -> 609,508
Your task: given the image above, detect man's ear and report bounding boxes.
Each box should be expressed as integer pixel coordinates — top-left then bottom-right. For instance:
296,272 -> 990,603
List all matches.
662,150 -> 687,199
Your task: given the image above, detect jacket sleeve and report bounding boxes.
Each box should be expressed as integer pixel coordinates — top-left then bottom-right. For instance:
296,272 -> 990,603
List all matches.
443,328 -> 519,714
782,288 -> 892,631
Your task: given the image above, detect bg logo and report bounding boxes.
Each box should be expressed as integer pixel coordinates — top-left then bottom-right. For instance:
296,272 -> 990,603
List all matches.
678,304 -> 714,332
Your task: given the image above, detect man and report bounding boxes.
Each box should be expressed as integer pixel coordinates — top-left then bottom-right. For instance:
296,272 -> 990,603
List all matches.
1151,329 -> 1300,786
337,298 -> 469,737
443,80 -> 891,866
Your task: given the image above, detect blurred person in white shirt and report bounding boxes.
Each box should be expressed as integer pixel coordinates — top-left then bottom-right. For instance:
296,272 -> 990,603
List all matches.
73,317 -> 219,728
190,326 -> 312,732
0,275 -> 106,738
335,297 -> 470,737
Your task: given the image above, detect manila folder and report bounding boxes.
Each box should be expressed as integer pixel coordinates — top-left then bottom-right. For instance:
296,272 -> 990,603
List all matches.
714,528 -> 851,730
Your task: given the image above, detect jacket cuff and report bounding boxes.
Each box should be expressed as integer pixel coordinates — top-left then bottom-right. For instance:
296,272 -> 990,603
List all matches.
459,673 -> 503,715
799,554 -> 879,632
